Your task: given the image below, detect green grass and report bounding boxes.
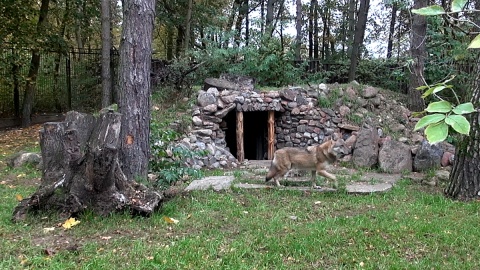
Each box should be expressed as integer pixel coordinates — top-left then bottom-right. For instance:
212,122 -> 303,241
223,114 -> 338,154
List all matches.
2,156 -> 480,270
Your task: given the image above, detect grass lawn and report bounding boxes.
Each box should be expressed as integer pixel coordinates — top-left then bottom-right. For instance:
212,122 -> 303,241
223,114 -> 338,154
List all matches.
1,126 -> 480,269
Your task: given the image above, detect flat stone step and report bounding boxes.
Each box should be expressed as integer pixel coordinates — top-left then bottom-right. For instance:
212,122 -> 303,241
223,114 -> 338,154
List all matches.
234,183 -> 336,192
185,176 -> 234,191
345,183 -> 393,194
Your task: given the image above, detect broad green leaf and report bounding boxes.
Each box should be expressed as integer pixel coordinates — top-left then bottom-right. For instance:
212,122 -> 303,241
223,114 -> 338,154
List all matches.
415,85 -> 430,91
421,87 -> 435,98
445,115 -> 470,135
451,0 -> 467,12
425,122 -> 448,144
452,102 -> 475,114
414,113 -> 445,130
432,85 -> 446,94
468,34 -> 480,49
425,101 -> 452,113
412,5 -> 445,16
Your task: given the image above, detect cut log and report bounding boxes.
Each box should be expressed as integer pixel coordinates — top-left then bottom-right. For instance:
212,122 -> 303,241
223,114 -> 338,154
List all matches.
12,110 -> 163,222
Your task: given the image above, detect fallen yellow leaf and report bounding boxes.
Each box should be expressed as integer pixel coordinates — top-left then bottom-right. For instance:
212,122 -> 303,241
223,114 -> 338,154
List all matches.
163,216 -> 179,224
62,218 -> 81,229
15,194 -> 23,201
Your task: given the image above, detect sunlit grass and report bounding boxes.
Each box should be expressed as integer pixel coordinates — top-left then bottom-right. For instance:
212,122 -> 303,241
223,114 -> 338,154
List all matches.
1,164 -> 480,270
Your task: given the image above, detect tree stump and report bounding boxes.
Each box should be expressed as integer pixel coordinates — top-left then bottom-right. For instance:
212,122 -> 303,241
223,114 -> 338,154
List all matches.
12,111 -> 163,222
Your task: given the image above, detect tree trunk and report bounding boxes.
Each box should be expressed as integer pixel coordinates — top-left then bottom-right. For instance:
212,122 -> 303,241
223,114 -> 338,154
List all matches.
184,0 -> 193,54
118,0 -> 155,181
266,0 -> 275,35
245,0 -> 250,46
313,0 -> 319,60
346,0 -> 357,54
295,0 -> 302,61
445,59 -> 480,200
234,0 -> 249,46
101,0 -> 113,108
308,1 -> 313,59
21,0 -> 50,127
407,0 -> 427,112
386,3 -> 398,59
12,111 -> 163,222
348,0 -> 369,82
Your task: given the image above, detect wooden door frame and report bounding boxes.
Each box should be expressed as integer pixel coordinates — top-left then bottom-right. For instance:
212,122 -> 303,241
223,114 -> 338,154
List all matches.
236,110 -> 275,162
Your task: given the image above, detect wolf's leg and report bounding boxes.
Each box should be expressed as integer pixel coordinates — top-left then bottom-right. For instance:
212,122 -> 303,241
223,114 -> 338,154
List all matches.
311,170 -> 321,189
274,168 -> 290,187
318,170 -> 338,188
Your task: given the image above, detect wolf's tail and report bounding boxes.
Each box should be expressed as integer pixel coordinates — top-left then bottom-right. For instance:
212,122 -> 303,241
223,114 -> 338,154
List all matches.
265,162 -> 277,182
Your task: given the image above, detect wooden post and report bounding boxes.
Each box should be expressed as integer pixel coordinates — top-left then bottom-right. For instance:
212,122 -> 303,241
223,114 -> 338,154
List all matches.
267,111 -> 275,160
236,111 -> 244,162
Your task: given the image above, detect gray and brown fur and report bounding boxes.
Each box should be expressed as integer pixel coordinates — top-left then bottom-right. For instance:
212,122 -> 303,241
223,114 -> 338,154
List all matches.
265,139 -> 345,188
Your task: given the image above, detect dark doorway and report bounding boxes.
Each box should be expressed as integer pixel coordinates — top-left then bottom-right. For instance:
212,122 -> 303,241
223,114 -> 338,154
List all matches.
224,111 -> 269,160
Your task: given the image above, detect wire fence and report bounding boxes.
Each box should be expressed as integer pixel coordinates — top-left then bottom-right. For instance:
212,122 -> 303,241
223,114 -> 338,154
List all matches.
0,47 -> 118,118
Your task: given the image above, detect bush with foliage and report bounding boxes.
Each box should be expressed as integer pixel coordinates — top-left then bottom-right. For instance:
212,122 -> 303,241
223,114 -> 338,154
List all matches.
192,34 -> 305,87
148,91 -> 205,188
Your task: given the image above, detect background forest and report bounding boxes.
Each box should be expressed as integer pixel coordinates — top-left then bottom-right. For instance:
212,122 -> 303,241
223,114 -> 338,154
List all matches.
0,0 -> 477,122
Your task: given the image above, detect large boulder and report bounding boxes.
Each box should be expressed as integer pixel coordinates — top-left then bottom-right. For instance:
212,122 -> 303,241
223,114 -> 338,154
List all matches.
352,126 -> 379,168
378,140 -> 412,173
8,152 -> 42,168
413,140 -> 443,172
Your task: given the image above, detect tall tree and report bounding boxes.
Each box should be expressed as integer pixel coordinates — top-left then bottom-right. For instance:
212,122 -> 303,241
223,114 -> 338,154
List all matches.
346,0 -> 357,53
407,0 -> 427,111
21,0 -> 50,127
118,0 -> 155,180
386,1 -> 398,59
313,0 -> 319,59
444,0 -> 480,200
308,0 -> 314,59
445,58 -> 480,200
101,0 -> 113,107
295,0 -> 302,61
234,0 -> 249,46
184,0 -> 193,53
348,0 -> 369,82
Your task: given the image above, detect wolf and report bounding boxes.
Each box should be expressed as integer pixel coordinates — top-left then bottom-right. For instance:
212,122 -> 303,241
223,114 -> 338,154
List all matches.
265,139 -> 346,189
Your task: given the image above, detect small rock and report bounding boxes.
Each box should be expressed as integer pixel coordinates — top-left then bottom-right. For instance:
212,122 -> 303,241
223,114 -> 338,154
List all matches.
441,151 -> 454,167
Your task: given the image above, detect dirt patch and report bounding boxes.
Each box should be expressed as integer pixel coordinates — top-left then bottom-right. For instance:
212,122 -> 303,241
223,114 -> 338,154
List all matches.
0,124 -> 42,157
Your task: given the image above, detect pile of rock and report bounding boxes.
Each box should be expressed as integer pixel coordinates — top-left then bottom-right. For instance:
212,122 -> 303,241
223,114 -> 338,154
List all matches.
163,78 -> 456,173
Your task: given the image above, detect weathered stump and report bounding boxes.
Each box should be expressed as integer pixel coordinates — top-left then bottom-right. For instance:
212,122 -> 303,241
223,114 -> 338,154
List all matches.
12,111 -> 163,222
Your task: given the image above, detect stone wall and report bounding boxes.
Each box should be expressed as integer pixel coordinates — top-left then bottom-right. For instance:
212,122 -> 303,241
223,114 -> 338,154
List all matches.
175,85 -> 355,169
171,82 -> 455,174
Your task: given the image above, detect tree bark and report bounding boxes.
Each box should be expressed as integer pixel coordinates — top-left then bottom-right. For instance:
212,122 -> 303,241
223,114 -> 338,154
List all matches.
386,2 -> 398,59
21,0 -> 50,127
101,0 -> 113,107
348,0 -> 370,82
407,0 -> 427,112
445,59 -> 480,200
346,0 -> 357,54
234,0 -> 249,46
313,0 -> 319,60
295,0 -> 302,61
308,1 -> 313,59
266,0 -> 275,35
118,0 -> 155,180
184,0 -> 193,54
12,111 -> 163,222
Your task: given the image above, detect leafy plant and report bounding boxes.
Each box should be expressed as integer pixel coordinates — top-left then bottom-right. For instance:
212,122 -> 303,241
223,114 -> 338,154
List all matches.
149,121 -> 205,188
413,76 -> 475,143
411,1 -> 479,144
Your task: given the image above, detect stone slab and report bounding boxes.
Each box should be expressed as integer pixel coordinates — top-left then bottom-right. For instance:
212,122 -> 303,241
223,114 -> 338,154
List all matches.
346,183 -> 393,194
234,183 -> 336,192
185,176 -> 234,191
